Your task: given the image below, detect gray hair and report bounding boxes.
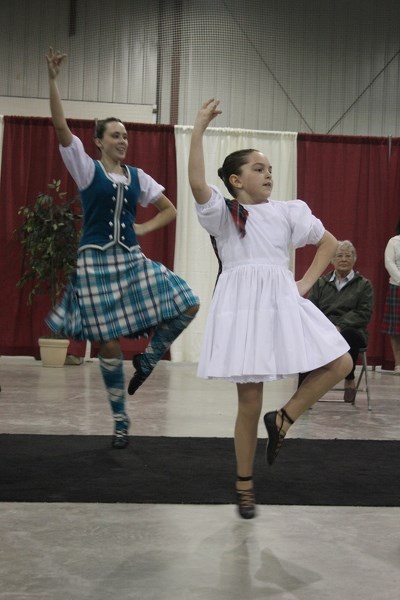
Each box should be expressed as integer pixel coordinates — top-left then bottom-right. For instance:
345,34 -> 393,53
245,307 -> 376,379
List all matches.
333,240 -> 357,261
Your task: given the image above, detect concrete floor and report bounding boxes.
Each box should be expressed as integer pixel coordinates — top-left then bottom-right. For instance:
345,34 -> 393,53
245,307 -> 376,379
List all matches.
0,357 -> 399,600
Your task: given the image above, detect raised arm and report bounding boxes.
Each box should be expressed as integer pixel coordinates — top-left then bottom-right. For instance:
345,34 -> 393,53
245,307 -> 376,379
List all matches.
188,99 -> 222,204
46,47 -> 73,147
297,230 -> 338,297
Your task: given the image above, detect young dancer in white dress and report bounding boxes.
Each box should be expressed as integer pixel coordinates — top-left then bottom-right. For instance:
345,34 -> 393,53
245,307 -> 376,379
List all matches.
188,99 -> 352,519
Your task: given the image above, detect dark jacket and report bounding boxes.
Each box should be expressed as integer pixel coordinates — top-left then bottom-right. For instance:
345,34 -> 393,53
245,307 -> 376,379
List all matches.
308,271 -> 374,344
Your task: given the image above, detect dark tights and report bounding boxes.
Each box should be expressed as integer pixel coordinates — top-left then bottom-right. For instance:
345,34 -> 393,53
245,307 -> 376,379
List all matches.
298,327 -> 365,387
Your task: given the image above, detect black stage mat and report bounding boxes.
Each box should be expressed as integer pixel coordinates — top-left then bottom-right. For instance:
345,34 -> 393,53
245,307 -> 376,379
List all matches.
0,435 -> 398,506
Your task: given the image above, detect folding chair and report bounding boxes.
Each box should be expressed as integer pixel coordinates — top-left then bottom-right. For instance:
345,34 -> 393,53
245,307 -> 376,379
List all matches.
318,347 -> 371,411
354,347 -> 371,411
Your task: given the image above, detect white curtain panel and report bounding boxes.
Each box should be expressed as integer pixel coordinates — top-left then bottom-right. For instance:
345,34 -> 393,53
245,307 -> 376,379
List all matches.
172,125 -> 298,362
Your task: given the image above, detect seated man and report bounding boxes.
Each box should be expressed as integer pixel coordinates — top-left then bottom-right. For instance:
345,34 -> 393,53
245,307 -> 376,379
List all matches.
298,240 -> 374,403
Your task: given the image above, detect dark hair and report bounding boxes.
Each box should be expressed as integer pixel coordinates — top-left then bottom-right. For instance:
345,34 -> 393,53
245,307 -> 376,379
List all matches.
218,149 -> 258,197
94,117 -> 124,139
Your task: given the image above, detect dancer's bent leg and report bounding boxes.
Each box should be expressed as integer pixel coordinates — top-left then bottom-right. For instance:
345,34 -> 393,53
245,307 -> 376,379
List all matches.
128,305 -> 199,395
265,352 -> 352,465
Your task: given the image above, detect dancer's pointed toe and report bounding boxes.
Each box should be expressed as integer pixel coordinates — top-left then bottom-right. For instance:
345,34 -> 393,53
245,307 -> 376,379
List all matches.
264,408 -> 294,465
127,353 -> 152,395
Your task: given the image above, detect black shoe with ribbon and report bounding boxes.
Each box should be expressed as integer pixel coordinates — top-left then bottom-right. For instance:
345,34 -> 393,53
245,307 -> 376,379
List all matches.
112,415 -> 130,449
264,408 -> 294,465
127,353 -> 152,396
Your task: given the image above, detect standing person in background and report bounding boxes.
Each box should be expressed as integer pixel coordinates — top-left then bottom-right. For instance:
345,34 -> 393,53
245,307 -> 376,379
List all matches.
188,99 -> 352,520
45,47 -> 199,448
298,240 -> 374,403
382,221 -> 400,373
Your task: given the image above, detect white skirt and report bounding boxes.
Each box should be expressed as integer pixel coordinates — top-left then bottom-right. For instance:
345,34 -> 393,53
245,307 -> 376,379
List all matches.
197,263 -> 349,383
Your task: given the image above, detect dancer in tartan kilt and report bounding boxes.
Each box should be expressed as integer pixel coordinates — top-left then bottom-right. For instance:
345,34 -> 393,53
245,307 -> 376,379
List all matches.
45,48 -> 199,449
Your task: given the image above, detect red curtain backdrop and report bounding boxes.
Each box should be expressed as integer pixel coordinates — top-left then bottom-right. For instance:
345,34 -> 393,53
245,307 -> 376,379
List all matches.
0,117 -> 177,359
2,120 -> 400,368
296,133 -> 400,369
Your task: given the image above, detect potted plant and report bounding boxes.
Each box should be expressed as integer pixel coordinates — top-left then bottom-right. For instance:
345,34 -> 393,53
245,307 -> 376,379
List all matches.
17,179 -> 82,367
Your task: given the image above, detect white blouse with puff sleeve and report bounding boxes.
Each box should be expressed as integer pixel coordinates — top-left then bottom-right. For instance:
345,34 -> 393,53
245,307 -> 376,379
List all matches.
195,186 -> 349,382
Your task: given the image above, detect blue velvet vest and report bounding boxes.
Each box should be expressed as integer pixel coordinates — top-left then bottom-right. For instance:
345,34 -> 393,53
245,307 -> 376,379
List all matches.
79,161 -> 141,251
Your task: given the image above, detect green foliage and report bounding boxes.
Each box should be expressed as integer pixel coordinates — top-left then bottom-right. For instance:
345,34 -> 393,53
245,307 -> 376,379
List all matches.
17,179 -> 82,308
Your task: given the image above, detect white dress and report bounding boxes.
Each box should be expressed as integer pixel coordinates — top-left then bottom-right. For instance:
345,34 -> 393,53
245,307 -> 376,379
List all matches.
195,186 -> 349,383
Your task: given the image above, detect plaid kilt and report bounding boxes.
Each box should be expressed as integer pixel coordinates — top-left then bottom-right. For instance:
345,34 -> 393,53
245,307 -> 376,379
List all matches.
381,283 -> 400,335
46,245 -> 199,341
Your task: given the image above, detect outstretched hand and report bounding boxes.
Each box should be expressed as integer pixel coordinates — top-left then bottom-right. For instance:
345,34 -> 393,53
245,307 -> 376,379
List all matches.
193,98 -> 222,132
46,46 -> 67,79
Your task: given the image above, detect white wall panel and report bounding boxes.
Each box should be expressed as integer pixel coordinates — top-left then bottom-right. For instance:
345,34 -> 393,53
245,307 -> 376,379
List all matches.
0,97 -> 154,123
176,0 -> 400,135
0,0 -> 400,135
0,0 -> 158,106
